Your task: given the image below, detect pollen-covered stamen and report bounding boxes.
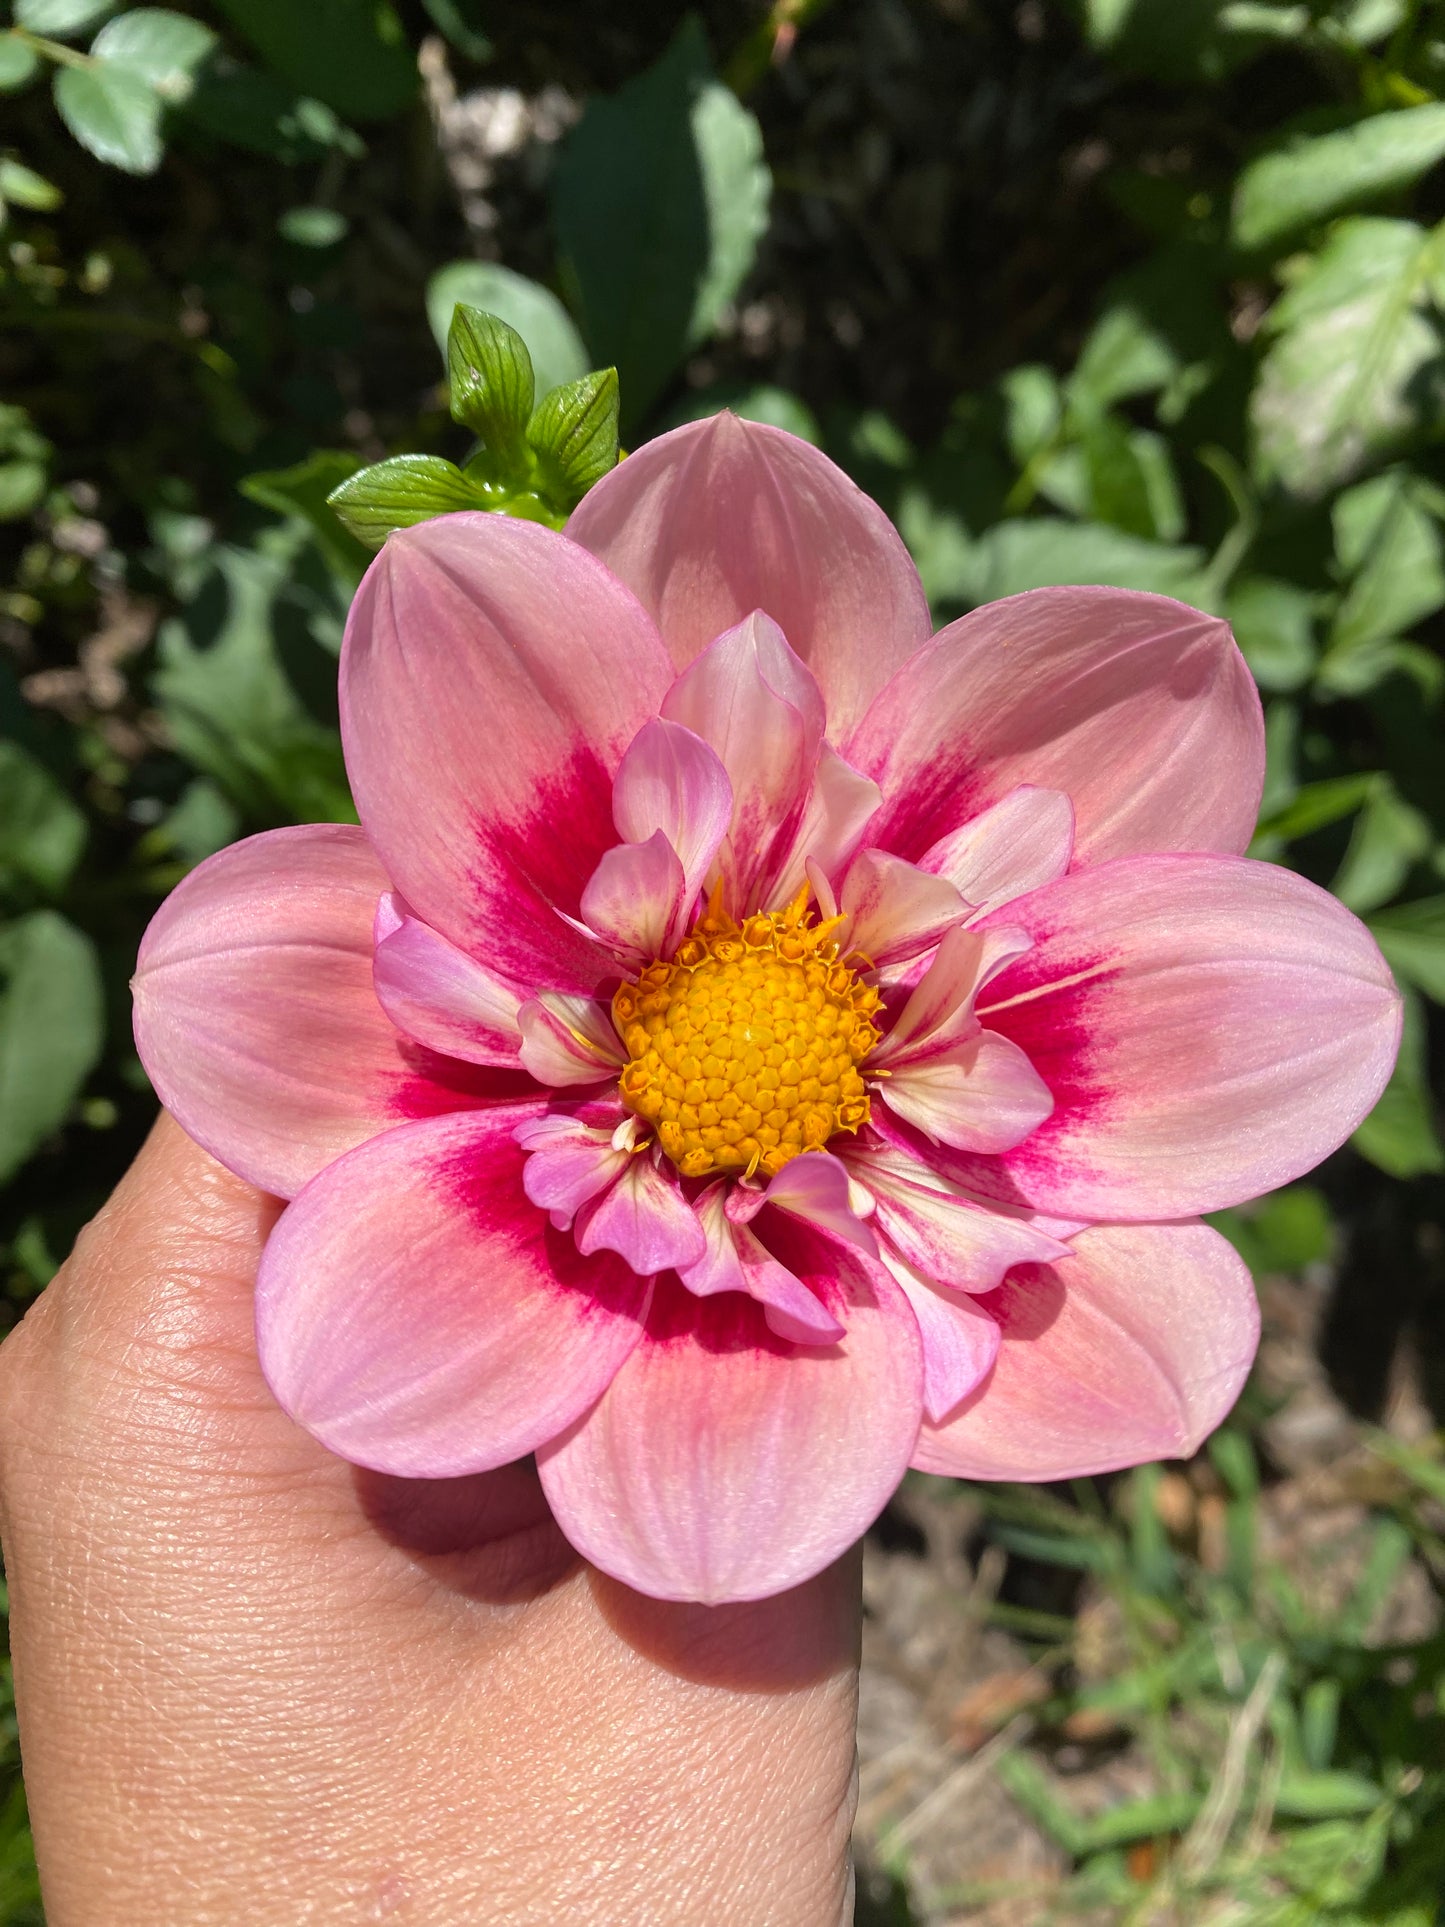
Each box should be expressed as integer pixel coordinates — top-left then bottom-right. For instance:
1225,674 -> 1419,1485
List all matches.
614,885 -> 882,1180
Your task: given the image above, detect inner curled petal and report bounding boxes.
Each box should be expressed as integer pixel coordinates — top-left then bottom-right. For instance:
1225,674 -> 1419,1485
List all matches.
613,886 -> 881,1180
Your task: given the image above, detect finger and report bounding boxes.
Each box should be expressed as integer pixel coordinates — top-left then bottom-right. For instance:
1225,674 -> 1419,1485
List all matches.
0,1115 -> 862,1924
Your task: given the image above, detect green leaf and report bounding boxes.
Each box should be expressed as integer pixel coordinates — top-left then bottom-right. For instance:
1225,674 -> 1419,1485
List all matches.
1273,1771 -> 1386,1819
91,8 -> 217,100
1234,107 -> 1445,254
426,263 -> 588,401
1369,893 -> 1445,1000
1254,771 -> 1376,842
957,518 -> 1207,605
181,62 -> 362,162
0,159 -> 62,211
53,62 -> 163,174
277,205 -> 348,247
152,539 -> 353,823
0,461 -> 47,520
0,34 -> 42,91
526,367 -> 620,511
0,744 -> 86,895
553,16 -> 771,427
447,306 -> 534,475
209,0 -> 416,121
1329,469 -> 1445,655
0,911 -> 103,1185
1352,984 -> 1442,1176
1252,217 -> 1445,498
418,0 -> 490,60
240,450 -> 370,587
1068,302 -> 1181,409
1227,575 -> 1317,691
15,0 -> 114,35
1330,777 -> 1430,912
326,454 -> 483,549
665,383 -> 821,444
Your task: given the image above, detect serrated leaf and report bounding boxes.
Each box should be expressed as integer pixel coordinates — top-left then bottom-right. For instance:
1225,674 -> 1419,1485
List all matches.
0,911 -> 103,1184
1234,106 -> 1445,253
53,61 -> 163,174
327,455 -> 482,549
553,16 -> 770,427
0,35 -> 42,91
0,744 -> 87,895
526,367 -> 620,510
447,306 -> 534,475
15,0 -> 114,35
1252,217 -> 1445,498
209,0 -> 415,122
426,262 -> 588,401
91,8 -> 217,99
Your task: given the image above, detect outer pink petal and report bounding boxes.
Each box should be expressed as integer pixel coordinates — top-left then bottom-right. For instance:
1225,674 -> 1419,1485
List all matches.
871,924 -> 1033,1068
340,514 -> 673,994
661,611 -> 820,911
882,1257 -> 1002,1424
516,993 -> 625,1088
848,587 -> 1264,866
964,855 -> 1404,1219
537,1226 -> 924,1602
132,826 -> 509,1199
574,1156 -> 707,1274
912,1222 -> 1259,1480
880,1030 -> 1055,1154
839,850 -> 968,969
256,1108 -> 651,1477
842,1138 -> 1070,1291
610,718 -> 733,902
566,413 -> 932,736
372,894 -> 523,1065
921,787 -> 1075,919
579,830 -> 685,962
678,1182 -> 845,1344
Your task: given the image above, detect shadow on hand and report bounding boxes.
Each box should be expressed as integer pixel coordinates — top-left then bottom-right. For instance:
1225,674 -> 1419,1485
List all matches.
353,1459 -> 579,1606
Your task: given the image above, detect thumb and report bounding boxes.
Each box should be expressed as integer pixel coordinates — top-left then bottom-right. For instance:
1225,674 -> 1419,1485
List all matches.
0,1115 -> 861,1926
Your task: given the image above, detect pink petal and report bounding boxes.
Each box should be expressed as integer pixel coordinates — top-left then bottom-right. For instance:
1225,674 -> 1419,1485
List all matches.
872,924 -> 1033,1068
881,1257 -> 1002,1424
921,786 -> 1075,919
964,854 -> 1404,1219
767,746 -> 883,909
880,1030 -> 1055,1154
516,1115 -> 628,1225
842,1137 -> 1071,1291
848,587 -> 1264,868
679,1182 -> 845,1344
340,514 -> 673,994
255,1107 -> 651,1477
372,894 -> 523,1065
839,849 -> 969,969
741,1150 -> 879,1258
610,717 -> 733,905
661,611 -> 821,911
537,1225 -> 924,1602
579,830 -> 685,962
566,413 -> 932,737
912,1222 -> 1259,1480
516,992 -> 624,1088
132,825 -> 506,1199
574,1155 -> 707,1274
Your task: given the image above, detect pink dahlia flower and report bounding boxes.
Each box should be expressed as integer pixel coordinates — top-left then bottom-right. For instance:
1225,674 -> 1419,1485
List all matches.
132,416 -> 1401,1604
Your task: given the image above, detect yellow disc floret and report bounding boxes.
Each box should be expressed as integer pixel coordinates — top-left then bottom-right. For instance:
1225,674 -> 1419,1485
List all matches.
613,886 -> 882,1181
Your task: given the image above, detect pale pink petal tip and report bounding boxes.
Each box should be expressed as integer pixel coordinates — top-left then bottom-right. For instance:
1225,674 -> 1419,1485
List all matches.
567,411 -> 932,735
517,992 -> 625,1087
372,893 -> 523,1066
574,1157 -> 707,1275
538,1227 -> 924,1602
913,1222 -> 1260,1481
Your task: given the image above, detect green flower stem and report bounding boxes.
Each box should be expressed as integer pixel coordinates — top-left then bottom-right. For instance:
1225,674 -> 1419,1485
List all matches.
7,27 -> 93,71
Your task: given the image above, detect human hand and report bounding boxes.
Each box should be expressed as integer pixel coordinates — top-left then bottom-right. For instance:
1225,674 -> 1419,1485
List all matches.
0,1115 -> 861,1925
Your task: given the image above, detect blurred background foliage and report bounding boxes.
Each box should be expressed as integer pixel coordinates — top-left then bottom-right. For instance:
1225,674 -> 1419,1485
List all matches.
7,0 -> 1445,1919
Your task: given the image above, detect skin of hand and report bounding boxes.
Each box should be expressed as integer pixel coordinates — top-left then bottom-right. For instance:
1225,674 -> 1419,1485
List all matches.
0,1115 -> 862,1926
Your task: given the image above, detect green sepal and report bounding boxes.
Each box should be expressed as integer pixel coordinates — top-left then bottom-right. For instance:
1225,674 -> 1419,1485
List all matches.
446,304 -> 535,481
526,367 -> 621,513
326,454 -> 482,550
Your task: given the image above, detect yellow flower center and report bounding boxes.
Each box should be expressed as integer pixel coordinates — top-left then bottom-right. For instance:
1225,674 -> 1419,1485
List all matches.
613,889 -> 882,1181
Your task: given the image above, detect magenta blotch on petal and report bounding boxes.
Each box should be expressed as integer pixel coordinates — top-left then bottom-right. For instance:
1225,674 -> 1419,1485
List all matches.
921,786 -> 1075,919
